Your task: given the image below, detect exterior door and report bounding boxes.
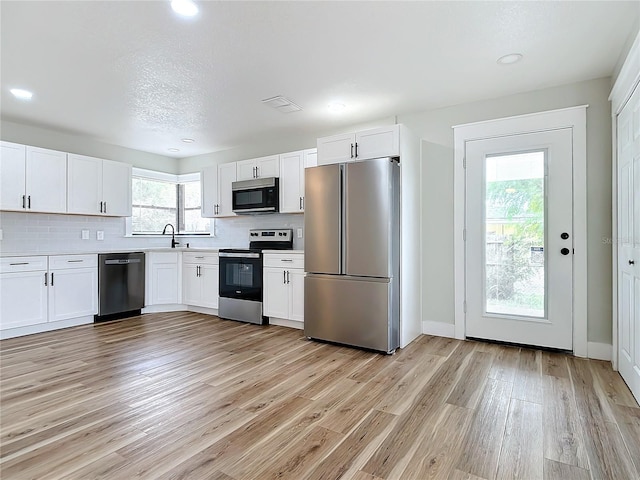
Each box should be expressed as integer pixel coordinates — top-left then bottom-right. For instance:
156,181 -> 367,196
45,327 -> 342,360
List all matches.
466,129 -> 573,349
617,82 -> 640,402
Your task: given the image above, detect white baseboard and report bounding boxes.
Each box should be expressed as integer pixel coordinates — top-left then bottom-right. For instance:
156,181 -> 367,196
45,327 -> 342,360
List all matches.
142,304 -> 188,314
0,316 -> 93,340
186,306 -> 218,316
587,342 -> 612,361
422,320 -> 456,338
269,318 -> 304,330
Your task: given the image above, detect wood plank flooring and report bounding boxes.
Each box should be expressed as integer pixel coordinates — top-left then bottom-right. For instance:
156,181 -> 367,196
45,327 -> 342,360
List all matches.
1,312 -> 638,480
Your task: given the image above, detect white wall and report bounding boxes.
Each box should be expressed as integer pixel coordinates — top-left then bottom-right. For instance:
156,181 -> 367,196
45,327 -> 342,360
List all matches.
1,119 -> 177,173
399,77 -> 614,345
0,212 -> 305,254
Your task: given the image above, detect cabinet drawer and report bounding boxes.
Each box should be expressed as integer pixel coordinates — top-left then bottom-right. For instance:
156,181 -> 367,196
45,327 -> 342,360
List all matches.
182,252 -> 218,265
0,256 -> 48,273
49,254 -> 98,270
149,252 -> 178,264
263,253 -> 304,269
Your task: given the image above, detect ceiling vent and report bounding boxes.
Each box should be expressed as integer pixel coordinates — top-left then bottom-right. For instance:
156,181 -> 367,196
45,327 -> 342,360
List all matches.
261,95 -> 302,113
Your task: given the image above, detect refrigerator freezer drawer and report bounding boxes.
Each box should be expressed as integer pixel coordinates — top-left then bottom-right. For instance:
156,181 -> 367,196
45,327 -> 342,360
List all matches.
304,274 -> 399,353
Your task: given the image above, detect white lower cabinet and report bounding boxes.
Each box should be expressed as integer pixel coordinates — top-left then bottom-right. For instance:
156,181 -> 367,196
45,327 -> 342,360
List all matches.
182,252 -> 219,309
263,253 -> 304,326
0,255 -> 97,336
147,252 -> 180,305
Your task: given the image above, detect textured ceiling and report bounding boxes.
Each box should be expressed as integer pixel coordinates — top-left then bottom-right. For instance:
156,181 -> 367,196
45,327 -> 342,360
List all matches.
1,1 -> 638,158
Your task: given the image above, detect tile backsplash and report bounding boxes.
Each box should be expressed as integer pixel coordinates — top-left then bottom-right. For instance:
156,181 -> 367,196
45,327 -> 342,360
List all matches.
0,212 -> 305,254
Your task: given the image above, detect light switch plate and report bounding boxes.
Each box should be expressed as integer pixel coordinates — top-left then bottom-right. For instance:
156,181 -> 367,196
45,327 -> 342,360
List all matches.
96,230 -> 104,241
297,228 -> 303,238
81,229 -> 90,240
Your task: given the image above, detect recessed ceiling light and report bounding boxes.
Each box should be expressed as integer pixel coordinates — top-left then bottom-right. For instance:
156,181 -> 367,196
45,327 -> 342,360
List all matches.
181,138 -> 195,143
168,148 -> 180,152
171,0 -> 198,17
497,53 -> 523,65
328,102 -> 346,112
10,88 -> 33,100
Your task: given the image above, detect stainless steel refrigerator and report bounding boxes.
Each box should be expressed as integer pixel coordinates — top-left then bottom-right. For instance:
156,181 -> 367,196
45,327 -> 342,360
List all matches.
304,157 -> 400,353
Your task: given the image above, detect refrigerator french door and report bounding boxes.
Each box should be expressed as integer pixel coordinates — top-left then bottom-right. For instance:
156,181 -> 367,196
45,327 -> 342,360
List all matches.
304,157 -> 400,353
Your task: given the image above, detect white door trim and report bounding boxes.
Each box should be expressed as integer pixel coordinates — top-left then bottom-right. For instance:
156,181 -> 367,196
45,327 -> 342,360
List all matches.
453,105 -> 588,357
609,31 -> 640,371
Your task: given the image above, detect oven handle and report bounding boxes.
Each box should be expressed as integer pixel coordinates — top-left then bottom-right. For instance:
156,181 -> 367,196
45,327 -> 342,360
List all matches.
219,252 -> 261,259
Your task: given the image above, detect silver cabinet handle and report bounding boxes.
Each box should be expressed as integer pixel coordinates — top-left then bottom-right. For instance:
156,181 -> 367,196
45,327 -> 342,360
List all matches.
100,201 -> 103,213
287,271 -> 290,284
195,256 -> 205,259
350,143 -> 354,158
104,202 -> 107,213
10,262 -> 29,266
51,272 -> 54,286
196,265 -> 200,277
283,270 -> 286,284
301,197 -> 304,209
299,197 -> 302,210
27,195 -> 31,209
67,260 -> 83,263
44,272 -> 48,286
354,142 -> 358,158
22,195 -> 26,209
280,259 -> 293,262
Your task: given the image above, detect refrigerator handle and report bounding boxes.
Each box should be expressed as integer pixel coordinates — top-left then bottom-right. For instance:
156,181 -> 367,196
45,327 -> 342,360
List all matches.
340,164 -> 347,275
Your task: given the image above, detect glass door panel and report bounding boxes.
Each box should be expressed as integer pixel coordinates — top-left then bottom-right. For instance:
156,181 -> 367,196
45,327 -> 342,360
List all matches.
484,151 -> 546,318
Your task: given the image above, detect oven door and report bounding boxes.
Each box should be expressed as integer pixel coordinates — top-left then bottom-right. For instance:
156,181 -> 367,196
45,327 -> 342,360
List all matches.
219,253 -> 263,301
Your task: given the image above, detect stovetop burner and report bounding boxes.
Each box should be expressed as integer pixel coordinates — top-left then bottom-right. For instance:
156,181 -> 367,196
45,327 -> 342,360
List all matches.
220,228 -> 293,253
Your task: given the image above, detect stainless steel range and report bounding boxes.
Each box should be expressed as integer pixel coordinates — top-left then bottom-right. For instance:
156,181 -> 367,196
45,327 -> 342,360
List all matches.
218,229 -> 293,325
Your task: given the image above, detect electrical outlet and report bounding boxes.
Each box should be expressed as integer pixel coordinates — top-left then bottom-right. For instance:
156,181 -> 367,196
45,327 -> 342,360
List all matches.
297,228 -> 303,238
81,229 -> 90,240
96,230 -> 104,241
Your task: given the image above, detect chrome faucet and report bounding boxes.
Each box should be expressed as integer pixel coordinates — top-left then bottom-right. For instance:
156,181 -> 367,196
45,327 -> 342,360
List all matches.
162,223 -> 180,248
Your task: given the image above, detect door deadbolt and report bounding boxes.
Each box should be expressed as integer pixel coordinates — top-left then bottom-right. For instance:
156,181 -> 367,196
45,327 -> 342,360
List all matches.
561,248 -> 571,255
561,232 -> 570,240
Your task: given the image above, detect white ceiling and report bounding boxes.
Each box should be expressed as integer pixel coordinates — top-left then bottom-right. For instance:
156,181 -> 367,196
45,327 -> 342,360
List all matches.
1,1 -> 638,158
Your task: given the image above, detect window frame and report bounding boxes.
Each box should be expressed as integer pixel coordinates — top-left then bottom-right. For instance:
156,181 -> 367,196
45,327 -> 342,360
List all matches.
125,168 -> 214,237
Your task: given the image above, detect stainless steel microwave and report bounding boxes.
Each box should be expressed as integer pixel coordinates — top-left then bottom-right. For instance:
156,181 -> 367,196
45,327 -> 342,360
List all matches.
232,177 -> 279,214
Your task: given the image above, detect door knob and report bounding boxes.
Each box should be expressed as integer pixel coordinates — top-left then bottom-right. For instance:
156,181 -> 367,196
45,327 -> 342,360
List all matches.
561,248 -> 570,255
561,232 -> 569,239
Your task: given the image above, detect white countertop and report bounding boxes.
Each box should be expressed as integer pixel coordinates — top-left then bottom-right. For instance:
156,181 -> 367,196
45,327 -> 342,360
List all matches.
0,247 -> 225,258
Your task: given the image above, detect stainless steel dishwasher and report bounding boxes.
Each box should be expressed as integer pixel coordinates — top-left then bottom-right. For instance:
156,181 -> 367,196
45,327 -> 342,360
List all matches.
95,252 -> 145,322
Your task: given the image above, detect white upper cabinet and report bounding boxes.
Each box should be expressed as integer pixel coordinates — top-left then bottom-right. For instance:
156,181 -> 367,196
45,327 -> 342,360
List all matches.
201,162 -> 236,218
279,150 -> 305,214
317,133 -> 355,165
236,154 -> 280,181
317,125 -> 400,165
101,159 -> 132,216
279,148 -> 317,213
67,154 -> 131,216
0,142 -> 27,211
0,143 -> 67,213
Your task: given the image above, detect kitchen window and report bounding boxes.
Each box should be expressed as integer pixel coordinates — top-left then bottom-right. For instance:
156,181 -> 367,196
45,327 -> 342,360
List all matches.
128,168 -> 211,235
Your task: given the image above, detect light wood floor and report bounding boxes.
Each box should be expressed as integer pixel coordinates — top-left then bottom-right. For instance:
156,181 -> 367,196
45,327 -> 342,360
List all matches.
1,312 -> 638,480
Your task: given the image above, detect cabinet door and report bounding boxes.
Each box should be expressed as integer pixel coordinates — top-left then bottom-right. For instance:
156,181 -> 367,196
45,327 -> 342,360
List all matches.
102,160 -> 132,216
289,269 -> 304,322
217,162 -> 237,217
150,263 -> 179,304
201,166 -> 218,218
199,264 -> 219,309
236,159 -> 257,181
182,264 -> 200,306
317,133 -> 355,165
279,151 -> 304,213
256,155 -> 280,178
0,141 -> 27,211
26,147 -> 67,213
48,267 -> 97,322
355,125 -> 400,160
263,267 -> 289,319
0,271 -> 48,329
67,154 -> 103,215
